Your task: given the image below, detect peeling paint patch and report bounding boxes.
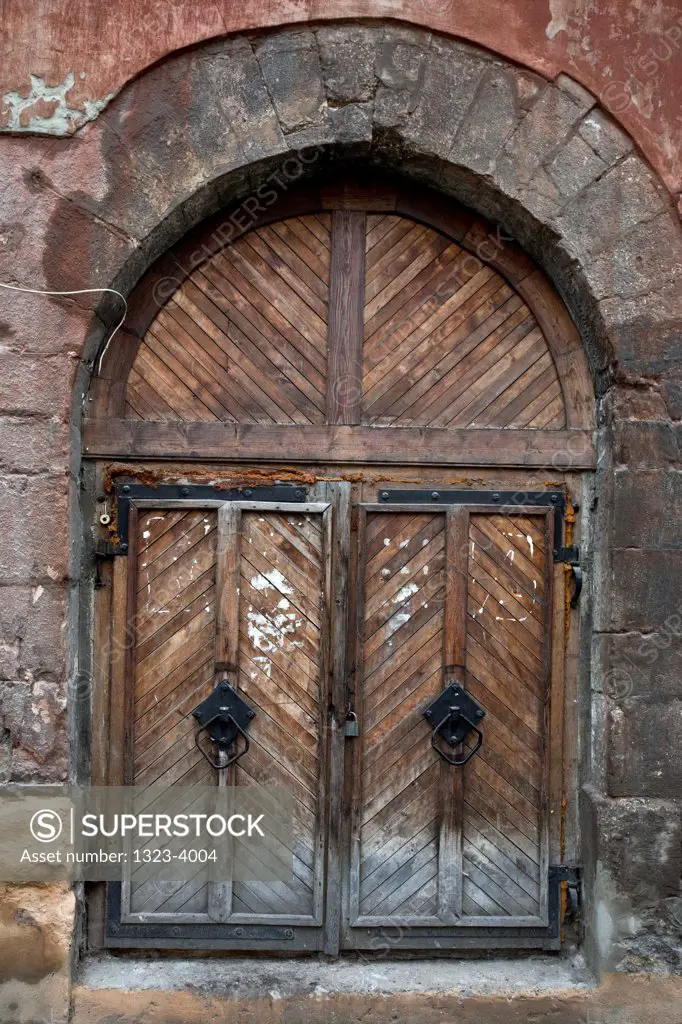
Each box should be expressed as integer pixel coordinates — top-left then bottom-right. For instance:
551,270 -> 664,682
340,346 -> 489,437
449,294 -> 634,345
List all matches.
2,72 -> 113,135
546,0 -> 569,40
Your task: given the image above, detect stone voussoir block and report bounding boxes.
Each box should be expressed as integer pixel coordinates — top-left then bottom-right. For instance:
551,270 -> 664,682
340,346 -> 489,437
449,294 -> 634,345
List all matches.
578,107 -> 633,166
253,29 -> 326,135
546,132 -> 607,201
493,84 -> 588,194
316,25 -> 379,104
400,42 -> 488,160
584,210 -> 682,301
555,154 -> 670,261
449,67 -> 528,175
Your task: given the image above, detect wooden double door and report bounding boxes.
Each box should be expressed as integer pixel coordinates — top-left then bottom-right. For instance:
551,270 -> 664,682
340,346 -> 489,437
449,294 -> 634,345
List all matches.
105,481 -> 565,952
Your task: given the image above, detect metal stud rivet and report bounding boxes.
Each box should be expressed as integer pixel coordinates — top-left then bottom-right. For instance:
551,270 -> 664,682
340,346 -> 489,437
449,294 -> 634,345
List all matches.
243,488 -> 252,497
180,486 -> 189,497
492,493 -> 500,501
122,484 -> 130,494
431,491 -> 440,500
120,543 -> 128,553
380,491 -> 389,501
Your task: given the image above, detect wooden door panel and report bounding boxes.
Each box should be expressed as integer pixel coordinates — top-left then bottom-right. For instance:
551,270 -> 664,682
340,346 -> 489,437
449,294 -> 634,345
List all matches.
347,503 -> 554,940
128,508 -> 218,918
461,511 -> 549,923
353,512 -> 446,924
230,507 -> 330,923
117,500 -> 332,934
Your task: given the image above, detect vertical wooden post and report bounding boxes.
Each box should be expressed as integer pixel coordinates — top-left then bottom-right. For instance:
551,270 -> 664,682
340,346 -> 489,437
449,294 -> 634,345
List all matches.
208,502 -> 241,923
326,210 -> 366,425
437,507 -> 469,921
323,482 -> 351,954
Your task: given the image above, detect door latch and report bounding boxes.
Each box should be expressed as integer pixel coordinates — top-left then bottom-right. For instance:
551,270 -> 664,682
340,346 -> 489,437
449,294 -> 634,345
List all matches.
192,679 -> 255,770
423,681 -> 485,766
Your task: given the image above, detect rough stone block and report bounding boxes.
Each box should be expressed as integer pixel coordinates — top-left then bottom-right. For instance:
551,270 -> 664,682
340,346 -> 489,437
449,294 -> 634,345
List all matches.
597,288 -> 682,375
582,789 -> 682,971
662,378 -> 682,421
584,211 -> 682,300
402,42 -> 487,159
555,155 -> 669,261
608,698 -> 682,798
609,550 -> 682,632
0,644 -> 19,680
254,30 -> 326,135
449,68 -> 524,174
594,630 -> 682,702
0,355 -> 76,419
19,583 -> 68,679
0,678 -> 66,765
364,28 -> 429,133
0,882 -> 74,1023
0,417 -> 70,474
316,26 -> 378,103
0,475 -> 70,584
578,109 -> 632,166
494,85 -> 586,191
554,73 -> 597,114
613,470 -> 682,548
613,420 -> 679,468
547,133 -> 606,200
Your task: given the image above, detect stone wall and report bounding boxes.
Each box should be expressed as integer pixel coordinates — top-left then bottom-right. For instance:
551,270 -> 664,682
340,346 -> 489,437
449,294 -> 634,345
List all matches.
0,19 -> 680,1022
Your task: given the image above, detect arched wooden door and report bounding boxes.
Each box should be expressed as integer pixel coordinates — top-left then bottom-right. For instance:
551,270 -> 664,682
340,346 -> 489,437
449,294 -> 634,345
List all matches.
85,178 -> 594,954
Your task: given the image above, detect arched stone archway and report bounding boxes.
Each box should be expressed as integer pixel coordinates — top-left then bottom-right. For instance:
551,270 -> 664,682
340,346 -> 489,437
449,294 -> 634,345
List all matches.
51,21 -> 680,977
0,24 -> 678,1015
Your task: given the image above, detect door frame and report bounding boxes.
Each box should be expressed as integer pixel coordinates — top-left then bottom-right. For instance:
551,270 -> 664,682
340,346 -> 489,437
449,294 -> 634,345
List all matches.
339,491 -> 568,952
89,477 -> 578,953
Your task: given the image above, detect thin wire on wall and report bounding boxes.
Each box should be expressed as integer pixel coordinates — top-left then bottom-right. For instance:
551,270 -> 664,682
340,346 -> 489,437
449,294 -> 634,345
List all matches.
0,281 -> 127,375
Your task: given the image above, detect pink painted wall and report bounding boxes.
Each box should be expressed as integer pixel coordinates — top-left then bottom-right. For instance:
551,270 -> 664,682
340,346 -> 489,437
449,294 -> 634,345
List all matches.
1,0 -> 681,199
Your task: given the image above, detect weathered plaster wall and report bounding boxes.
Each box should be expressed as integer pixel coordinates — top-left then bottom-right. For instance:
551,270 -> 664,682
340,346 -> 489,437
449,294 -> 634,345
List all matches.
0,13 -> 680,1024
2,0 -> 682,202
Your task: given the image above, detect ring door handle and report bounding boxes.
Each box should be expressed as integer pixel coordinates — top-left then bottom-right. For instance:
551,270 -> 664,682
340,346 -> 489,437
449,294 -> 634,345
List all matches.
191,681 -> 255,772
194,712 -> 250,770
431,710 -> 483,766
423,682 -> 486,768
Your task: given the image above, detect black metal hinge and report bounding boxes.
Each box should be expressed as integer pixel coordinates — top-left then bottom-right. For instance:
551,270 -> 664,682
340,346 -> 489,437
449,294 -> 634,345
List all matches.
94,539 -> 123,587
553,544 -> 580,564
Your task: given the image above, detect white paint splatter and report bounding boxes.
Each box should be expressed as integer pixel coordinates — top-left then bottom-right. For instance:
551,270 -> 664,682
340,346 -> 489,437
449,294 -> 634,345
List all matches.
394,583 -> 418,602
399,539 -> 410,549
142,530 -> 151,540
526,534 -> 534,557
251,570 -> 293,594
247,607 -> 303,655
383,538 -> 391,547
32,586 -> 44,604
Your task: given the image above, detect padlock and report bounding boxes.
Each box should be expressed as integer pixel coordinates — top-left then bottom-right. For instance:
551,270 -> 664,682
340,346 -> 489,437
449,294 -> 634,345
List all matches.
344,712 -> 359,737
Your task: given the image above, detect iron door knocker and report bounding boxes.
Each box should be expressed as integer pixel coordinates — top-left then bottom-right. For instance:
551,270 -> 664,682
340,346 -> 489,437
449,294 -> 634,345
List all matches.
192,678 -> 256,770
423,681 -> 486,767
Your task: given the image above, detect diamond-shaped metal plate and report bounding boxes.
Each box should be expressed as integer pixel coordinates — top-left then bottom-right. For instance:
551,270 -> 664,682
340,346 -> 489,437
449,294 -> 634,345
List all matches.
423,682 -> 485,747
192,682 -> 255,747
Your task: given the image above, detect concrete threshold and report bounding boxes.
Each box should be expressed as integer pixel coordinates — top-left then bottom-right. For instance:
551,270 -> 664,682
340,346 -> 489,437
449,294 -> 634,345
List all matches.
73,955 -> 682,1023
